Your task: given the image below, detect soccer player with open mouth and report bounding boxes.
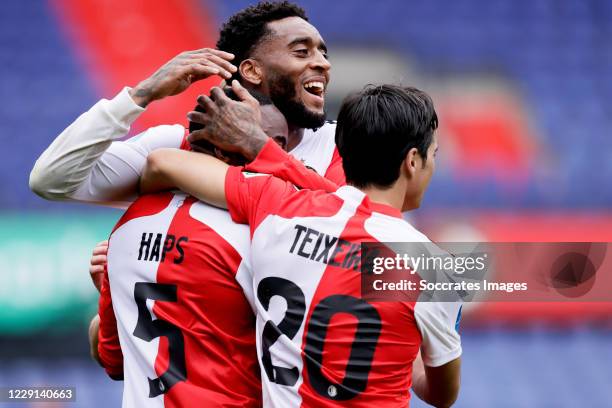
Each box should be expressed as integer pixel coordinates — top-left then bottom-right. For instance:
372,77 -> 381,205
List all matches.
30,2 -> 342,210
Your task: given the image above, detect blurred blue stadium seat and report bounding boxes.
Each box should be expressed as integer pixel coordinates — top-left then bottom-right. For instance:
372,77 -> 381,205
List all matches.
0,1 -> 97,210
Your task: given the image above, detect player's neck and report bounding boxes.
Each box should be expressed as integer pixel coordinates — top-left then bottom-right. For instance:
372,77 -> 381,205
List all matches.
358,182 -> 406,212
286,124 -> 304,152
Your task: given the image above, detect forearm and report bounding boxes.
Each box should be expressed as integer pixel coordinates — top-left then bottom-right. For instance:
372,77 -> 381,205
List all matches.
29,87 -> 144,202
245,139 -> 338,192
141,149 -> 229,209
412,354 -> 461,408
411,352 -> 430,401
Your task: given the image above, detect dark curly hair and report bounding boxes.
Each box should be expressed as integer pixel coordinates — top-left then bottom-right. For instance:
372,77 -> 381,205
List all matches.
216,1 -> 308,81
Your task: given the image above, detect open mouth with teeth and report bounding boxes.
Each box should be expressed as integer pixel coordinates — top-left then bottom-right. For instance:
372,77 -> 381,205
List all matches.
303,81 -> 325,97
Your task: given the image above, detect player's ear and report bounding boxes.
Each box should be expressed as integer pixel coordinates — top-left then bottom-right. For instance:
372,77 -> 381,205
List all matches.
239,59 -> 263,86
403,147 -> 420,178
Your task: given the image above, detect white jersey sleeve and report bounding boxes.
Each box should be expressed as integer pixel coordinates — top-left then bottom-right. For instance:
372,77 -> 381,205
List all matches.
414,301 -> 462,367
364,214 -> 462,367
29,87 -> 185,208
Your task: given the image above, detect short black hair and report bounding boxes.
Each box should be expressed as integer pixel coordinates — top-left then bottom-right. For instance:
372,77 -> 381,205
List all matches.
189,88 -> 273,155
335,84 -> 438,189
216,1 -> 308,82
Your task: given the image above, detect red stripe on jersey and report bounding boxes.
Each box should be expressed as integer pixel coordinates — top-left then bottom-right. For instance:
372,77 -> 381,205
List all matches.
147,196 -> 260,407
98,263 -> 124,379
112,192 -> 174,234
297,203 -> 421,407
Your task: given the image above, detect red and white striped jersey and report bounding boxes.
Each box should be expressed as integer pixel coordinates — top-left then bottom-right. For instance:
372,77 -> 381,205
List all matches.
98,192 -> 260,407
225,168 -> 462,407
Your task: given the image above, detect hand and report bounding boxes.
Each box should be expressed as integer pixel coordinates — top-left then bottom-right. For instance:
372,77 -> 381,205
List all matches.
89,240 -> 108,293
129,48 -> 236,107
89,314 -> 101,364
187,80 -> 268,162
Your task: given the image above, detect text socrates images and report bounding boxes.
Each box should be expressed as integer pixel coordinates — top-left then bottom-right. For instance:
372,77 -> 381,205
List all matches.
360,242 -> 612,303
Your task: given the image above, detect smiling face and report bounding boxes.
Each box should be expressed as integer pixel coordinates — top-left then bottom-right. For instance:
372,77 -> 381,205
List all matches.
251,16 -> 331,129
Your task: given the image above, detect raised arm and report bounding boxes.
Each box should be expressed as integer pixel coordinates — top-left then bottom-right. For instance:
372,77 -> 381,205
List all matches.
29,87 -> 147,205
29,49 -> 236,207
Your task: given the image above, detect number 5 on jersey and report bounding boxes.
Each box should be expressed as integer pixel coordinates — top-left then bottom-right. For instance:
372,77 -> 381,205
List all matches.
133,282 -> 187,397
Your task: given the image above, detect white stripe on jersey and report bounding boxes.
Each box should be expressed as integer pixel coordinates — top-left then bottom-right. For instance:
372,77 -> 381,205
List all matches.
188,201 -> 255,311
250,187 -> 361,408
108,194 -> 185,408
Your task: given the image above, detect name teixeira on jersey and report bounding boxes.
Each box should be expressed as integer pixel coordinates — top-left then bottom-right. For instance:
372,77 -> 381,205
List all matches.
138,232 -> 188,264
289,224 -> 360,270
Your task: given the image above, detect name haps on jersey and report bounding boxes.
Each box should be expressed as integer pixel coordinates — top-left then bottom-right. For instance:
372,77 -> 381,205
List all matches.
138,232 -> 188,264
289,224 -> 360,270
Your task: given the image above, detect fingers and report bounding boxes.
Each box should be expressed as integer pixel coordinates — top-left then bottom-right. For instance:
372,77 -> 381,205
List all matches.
196,93 -> 216,112
187,61 -> 230,80
187,94 -> 215,143
92,240 -> 108,256
186,48 -> 235,61
209,87 -> 229,106
90,254 -> 107,266
181,48 -> 237,79
89,241 -> 107,293
184,64 -> 223,81
187,129 -> 211,144
188,53 -> 237,76
230,80 -> 262,125
89,240 -> 108,293
231,80 -> 258,105
89,263 -> 105,276
187,109 -> 209,127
